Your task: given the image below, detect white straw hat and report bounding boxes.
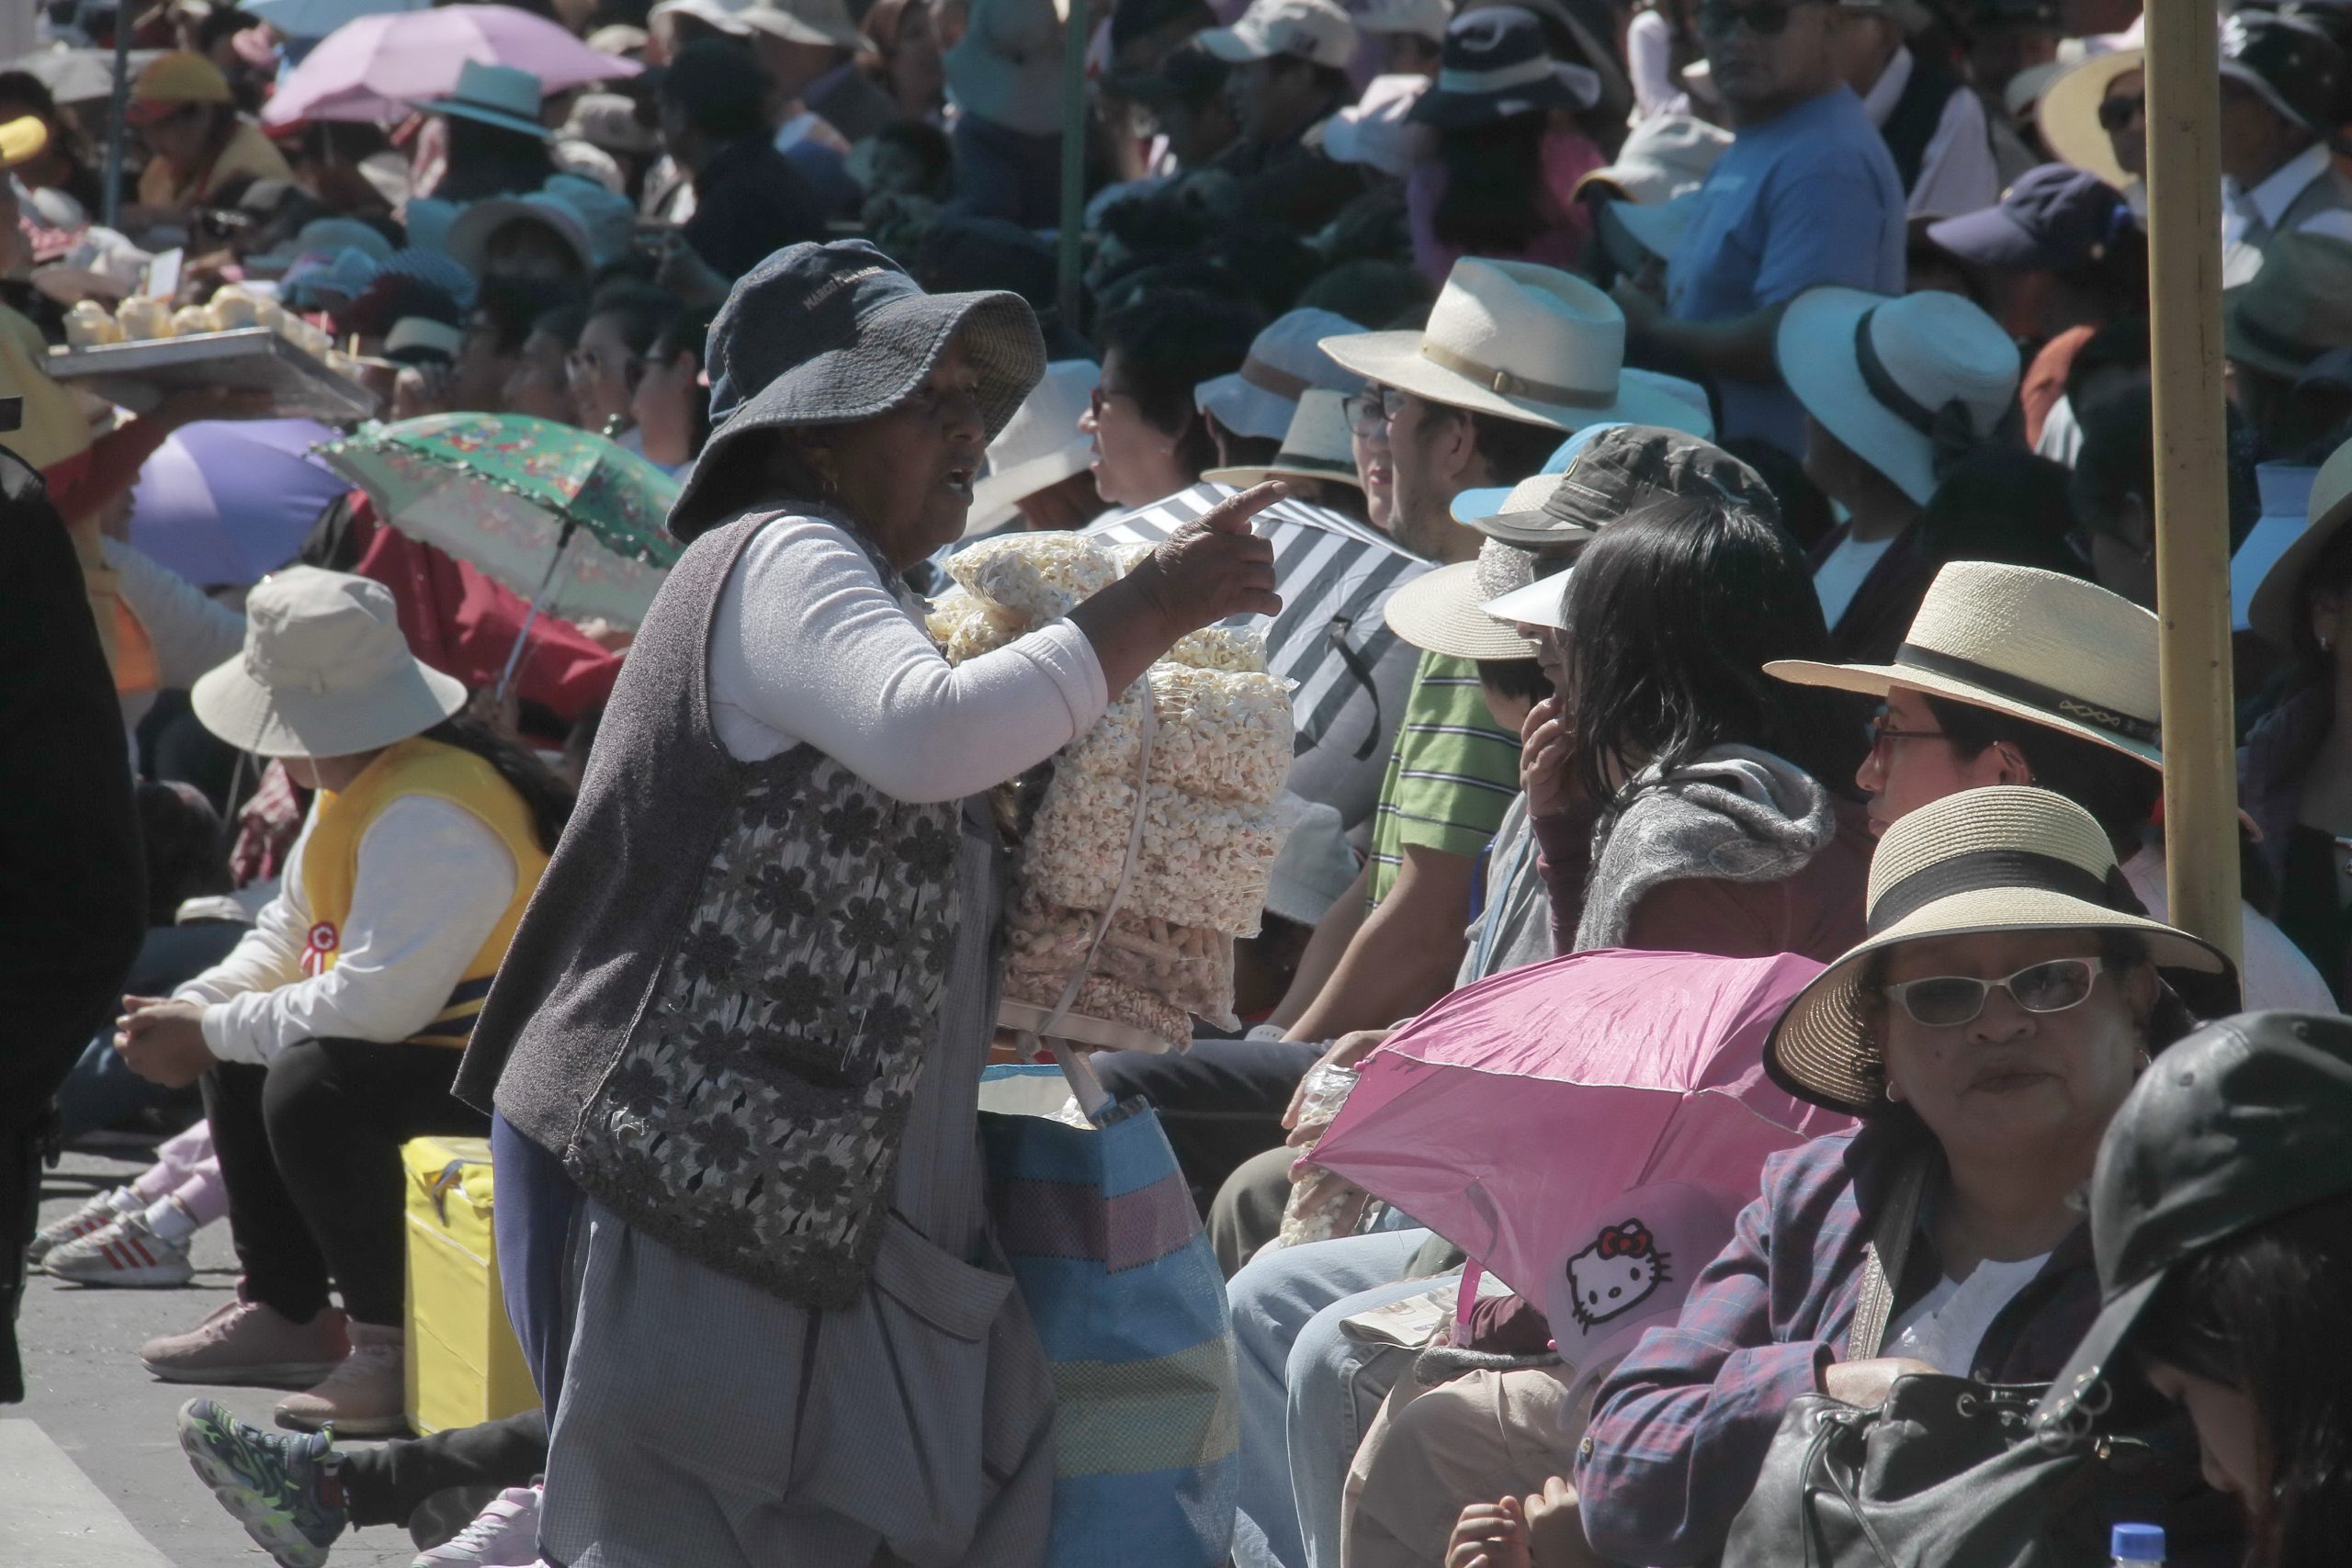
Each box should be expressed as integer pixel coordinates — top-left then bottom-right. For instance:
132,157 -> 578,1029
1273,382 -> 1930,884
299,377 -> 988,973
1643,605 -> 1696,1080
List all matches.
1767,560 -> 2164,766
1199,0 -> 1360,67
1196,309 -> 1365,441
2250,433 -> 2352,649
193,568 -> 468,761
1354,0 -> 1452,42
1763,785 -> 2231,1116
1320,256 -> 1710,434
1571,112 -> 1732,205
966,358 -> 1102,535
1382,538 -> 1545,659
1204,389 -> 1364,491
1776,287 -> 2020,508
2036,47 -> 2140,191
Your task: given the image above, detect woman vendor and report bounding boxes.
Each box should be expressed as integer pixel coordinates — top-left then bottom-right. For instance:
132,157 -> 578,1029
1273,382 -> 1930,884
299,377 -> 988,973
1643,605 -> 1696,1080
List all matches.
121,52 -> 296,234
454,240 -> 1283,1565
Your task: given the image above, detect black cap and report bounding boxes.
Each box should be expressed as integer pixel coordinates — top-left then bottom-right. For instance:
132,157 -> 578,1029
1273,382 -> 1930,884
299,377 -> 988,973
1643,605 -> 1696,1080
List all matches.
2033,1010 -> 2352,1437
2220,10 -> 2345,139
1468,423 -> 1780,547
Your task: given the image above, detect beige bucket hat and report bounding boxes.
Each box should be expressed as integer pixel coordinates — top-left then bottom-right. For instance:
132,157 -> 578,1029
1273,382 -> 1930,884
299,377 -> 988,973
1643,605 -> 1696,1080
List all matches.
2250,433 -> 2352,649
1766,560 -> 2164,766
1382,538 -> 1546,660
1318,256 -> 1709,434
1204,389 -> 1364,492
192,568 -> 468,761
1764,785 -> 2231,1116
2037,47 -> 2141,191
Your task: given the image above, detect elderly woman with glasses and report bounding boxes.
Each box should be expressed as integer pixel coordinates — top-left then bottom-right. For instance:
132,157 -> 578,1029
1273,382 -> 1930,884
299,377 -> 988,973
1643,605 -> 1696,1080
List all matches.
1563,785 -> 2233,1567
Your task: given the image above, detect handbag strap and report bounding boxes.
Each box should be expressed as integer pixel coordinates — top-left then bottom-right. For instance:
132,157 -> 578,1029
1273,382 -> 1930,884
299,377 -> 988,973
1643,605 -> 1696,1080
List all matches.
1844,1146 -> 1933,1362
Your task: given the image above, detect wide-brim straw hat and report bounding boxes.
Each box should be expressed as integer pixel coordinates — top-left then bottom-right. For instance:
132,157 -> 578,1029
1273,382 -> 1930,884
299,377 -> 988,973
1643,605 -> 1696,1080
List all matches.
1768,559 -> 2164,766
193,568 -> 467,760
1764,786 -> 2231,1117
966,357 -> 1100,535
2038,47 -> 2140,191
2250,433 -> 2352,649
675,240 -> 1045,540
1320,255 -> 1708,434
1204,389 -> 1364,491
1382,538 -> 1544,660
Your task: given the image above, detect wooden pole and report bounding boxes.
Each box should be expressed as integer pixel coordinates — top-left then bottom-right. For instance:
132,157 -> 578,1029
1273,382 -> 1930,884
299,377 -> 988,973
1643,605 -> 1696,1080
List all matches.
2144,0 -> 2243,964
1055,0 -> 1090,329
102,13 -> 133,233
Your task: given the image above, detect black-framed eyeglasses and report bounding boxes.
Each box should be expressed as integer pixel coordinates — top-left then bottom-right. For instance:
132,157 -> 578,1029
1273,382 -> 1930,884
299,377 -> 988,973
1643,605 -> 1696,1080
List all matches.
2097,92 -> 2146,132
1695,0 -> 1807,38
1883,957 -> 2109,1028
1868,711 -> 1947,756
1341,386 -> 1408,434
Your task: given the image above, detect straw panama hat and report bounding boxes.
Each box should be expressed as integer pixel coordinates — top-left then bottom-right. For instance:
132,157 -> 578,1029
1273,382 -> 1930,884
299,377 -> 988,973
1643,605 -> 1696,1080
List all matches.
194,568 -> 468,761
965,358 -> 1100,535
1764,786 -> 2231,1116
2037,48 -> 2140,191
1383,538 -> 1546,659
1777,286 -> 2020,509
1768,560 -> 2164,766
1196,308 -> 1364,442
1204,389 -> 1364,491
1319,256 -> 1708,434
1571,113 -> 1731,205
2250,433 -> 2352,649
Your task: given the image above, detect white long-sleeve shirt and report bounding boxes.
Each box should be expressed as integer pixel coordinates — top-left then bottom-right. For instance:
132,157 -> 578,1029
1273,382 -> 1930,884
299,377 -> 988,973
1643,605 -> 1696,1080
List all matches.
175,795 -> 519,1064
707,515 -> 1110,790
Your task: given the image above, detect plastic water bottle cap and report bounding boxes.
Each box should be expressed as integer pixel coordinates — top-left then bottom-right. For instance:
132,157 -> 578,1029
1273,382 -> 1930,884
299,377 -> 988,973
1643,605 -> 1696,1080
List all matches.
2111,1522 -> 2166,1562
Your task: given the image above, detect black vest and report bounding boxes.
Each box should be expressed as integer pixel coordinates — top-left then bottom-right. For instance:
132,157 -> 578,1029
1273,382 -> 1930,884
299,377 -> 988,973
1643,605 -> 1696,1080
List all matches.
1879,49 -> 1970,197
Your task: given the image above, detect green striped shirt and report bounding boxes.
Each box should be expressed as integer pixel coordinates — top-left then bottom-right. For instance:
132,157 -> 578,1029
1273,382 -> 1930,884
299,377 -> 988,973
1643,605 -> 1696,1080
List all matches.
1367,651 -> 1524,907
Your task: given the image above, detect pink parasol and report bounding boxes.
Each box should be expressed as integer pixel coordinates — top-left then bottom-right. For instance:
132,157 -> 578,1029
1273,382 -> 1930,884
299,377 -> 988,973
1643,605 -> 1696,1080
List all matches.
1312,949 -> 1854,1303
261,4 -> 640,127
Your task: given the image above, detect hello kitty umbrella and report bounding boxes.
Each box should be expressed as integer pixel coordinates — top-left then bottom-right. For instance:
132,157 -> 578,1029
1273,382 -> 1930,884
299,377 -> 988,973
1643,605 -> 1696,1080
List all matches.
1312,948 -> 1853,1304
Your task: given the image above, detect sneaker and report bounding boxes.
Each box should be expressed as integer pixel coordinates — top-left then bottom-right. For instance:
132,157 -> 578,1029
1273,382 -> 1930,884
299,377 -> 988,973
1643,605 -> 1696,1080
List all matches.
45,1212 -> 195,1288
413,1484 -> 542,1566
141,1294 -> 351,1389
276,1322 -> 409,1438
28,1186 -> 139,1265
176,1396 -> 348,1568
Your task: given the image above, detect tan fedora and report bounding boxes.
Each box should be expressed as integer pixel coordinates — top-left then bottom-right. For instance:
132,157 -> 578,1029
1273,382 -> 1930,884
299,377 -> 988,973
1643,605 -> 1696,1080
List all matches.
1767,560 -> 2162,766
1764,785 -> 2231,1116
193,568 -> 468,761
2037,47 -> 2141,192
2222,230 -> 2352,381
1382,538 -> 1545,660
2250,433 -> 2352,649
1204,389 -> 1363,492
1318,256 -> 1710,434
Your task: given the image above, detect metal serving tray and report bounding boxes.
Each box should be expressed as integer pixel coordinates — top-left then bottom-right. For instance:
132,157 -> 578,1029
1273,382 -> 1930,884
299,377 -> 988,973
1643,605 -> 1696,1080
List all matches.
46,327 -> 379,423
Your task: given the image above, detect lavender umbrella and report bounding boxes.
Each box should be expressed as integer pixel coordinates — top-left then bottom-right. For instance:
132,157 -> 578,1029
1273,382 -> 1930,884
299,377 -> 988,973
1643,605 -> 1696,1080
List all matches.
126,420 -> 351,589
261,4 -> 640,127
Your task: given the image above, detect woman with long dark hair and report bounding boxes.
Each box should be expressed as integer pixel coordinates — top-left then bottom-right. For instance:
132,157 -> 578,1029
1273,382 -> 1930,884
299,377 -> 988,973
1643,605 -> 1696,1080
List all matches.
1523,497 -> 1872,959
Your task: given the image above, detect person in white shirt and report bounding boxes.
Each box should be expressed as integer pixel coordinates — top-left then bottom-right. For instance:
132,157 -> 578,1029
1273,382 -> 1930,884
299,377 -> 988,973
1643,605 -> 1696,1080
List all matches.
2213,13 -> 2352,283
1833,0 -> 2000,220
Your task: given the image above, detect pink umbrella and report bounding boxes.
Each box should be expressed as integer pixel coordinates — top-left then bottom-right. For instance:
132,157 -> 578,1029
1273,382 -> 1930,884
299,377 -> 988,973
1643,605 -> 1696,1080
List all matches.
261,4 -> 640,127
1313,949 -> 1854,1303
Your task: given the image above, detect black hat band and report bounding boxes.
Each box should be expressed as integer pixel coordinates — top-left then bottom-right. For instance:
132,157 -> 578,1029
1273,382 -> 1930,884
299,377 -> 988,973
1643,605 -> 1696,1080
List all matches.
1867,848 -> 2116,936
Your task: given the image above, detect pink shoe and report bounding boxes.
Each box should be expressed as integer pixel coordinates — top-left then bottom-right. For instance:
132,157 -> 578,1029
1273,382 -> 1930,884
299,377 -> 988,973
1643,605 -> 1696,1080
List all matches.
276,1321 -> 410,1438
141,1292 -> 350,1389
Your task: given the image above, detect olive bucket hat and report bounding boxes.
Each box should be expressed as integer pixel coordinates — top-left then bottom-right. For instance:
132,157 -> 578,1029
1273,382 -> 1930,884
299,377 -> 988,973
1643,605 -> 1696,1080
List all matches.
672,240 -> 1046,540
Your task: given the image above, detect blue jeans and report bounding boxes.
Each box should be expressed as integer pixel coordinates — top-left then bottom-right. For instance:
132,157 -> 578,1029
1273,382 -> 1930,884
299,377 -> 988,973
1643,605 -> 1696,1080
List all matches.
492,1111 -> 582,1418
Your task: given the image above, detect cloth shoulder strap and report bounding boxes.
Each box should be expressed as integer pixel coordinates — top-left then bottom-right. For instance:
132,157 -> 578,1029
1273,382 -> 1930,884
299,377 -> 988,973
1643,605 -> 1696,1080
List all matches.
1845,1143 -> 1933,1361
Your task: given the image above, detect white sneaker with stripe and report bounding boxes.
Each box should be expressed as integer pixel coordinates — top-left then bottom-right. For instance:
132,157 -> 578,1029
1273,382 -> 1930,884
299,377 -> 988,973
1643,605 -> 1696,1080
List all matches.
43,1212 -> 195,1288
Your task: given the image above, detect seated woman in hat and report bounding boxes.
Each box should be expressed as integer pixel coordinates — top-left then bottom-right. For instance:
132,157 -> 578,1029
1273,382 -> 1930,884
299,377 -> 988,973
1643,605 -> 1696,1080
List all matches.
1569,785 -> 2233,1565
115,568 -> 571,1437
120,51 -> 295,237
450,240 -> 1280,1567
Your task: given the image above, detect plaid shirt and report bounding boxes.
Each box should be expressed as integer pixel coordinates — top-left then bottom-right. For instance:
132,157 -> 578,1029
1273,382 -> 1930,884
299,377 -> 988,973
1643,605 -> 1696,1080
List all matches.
1574,1122 -> 2100,1566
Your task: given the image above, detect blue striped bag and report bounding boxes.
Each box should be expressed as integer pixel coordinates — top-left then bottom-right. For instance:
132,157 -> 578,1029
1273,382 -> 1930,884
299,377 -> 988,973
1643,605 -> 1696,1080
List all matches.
978,1064 -> 1239,1568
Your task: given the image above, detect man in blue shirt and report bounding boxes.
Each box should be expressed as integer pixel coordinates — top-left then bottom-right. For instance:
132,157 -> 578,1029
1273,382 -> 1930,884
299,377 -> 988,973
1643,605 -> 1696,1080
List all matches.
1611,0 -> 1905,454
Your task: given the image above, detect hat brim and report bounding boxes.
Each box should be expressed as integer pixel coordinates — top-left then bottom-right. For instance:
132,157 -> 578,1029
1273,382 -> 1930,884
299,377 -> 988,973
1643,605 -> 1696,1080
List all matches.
673,286 -> 1046,541
413,96 -> 554,141
1408,66 -> 1600,130
445,197 -> 593,280
1762,656 -> 2164,767
1204,456 -> 1363,491
2222,293 -> 2314,382
1382,559 -> 1539,660
1763,897 -> 2232,1116
1197,24 -> 1275,62
2029,1270 -> 2166,1435
741,6 -> 865,49
1196,373 -> 1298,442
2248,466 -> 2352,649
1320,330 -> 1708,435
965,439 -> 1093,535
1608,197 -> 1694,262
190,652 -> 468,761
2038,48 -> 2141,192
1480,570 -> 1574,631
1777,286 -> 1937,507
650,0 -> 755,36
1924,204 -> 2050,272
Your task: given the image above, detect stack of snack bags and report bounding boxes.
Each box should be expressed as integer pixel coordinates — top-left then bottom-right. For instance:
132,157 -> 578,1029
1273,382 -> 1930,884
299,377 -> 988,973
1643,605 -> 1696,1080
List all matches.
930,532 -> 1292,1050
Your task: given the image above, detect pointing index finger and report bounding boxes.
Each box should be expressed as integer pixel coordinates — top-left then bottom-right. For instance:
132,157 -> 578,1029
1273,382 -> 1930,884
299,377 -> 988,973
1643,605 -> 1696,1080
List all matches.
1201,480 -> 1288,535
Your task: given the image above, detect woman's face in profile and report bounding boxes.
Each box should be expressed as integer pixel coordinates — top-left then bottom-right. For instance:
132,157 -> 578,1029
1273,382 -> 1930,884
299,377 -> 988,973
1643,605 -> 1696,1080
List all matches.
816,335 -> 987,567
2144,1359 -> 2264,1513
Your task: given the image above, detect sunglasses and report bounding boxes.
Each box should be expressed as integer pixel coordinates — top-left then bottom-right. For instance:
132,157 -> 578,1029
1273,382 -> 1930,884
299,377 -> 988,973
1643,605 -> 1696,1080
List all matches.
1882,956 -> 2109,1029
1696,0 -> 1813,37
2097,92 -> 2145,132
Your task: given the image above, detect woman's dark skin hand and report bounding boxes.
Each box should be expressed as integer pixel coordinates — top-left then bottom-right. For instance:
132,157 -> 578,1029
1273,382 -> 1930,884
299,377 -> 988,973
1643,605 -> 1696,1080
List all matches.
1069,481 -> 1284,694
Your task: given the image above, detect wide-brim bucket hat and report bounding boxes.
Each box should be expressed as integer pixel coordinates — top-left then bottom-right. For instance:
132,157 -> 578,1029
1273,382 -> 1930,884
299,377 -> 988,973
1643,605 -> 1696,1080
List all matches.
674,240 -> 1046,540
1382,539 -> 1544,660
2250,432 -> 2352,649
2038,47 -> 2141,191
1763,786 -> 2231,1117
193,567 -> 467,760
1408,5 -> 1600,131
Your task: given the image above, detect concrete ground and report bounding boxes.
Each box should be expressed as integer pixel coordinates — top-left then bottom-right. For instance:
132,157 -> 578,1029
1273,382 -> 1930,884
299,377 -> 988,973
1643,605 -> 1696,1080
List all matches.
9,1146 -> 421,1568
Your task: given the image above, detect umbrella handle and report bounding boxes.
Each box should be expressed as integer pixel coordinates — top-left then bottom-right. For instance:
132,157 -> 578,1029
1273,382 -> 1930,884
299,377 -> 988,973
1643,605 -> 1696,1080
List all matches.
492,522 -> 577,706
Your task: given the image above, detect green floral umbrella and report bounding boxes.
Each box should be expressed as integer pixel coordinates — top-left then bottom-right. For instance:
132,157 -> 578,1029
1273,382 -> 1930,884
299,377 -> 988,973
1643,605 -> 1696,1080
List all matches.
319,413 -> 683,694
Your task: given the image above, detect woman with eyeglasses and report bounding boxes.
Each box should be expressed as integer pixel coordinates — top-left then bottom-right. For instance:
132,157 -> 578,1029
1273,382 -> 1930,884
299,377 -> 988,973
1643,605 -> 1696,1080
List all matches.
567,280 -> 684,444
1077,288 -> 1263,510
1569,784 -> 2231,1566
1344,384 -> 1400,534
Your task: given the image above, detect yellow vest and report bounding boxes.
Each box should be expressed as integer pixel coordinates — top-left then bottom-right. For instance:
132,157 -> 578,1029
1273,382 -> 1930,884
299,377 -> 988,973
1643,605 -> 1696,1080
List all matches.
300,737 -> 550,1048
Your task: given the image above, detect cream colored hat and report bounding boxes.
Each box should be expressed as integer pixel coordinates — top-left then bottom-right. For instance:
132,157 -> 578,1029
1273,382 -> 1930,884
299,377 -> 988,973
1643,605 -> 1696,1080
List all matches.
1571,113 -> 1731,205
1200,0 -> 1360,68
1766,560 -> 2164,766
1319,256 -> 1708,434
2037,47 -> 2140,191
1763,785 -> 2231,1116
1196,308 -> 1364,441
1204,389 -> 1364,491
192,568 -> 468,761
967,358 -> 1101,535
2250,433 -> 2352,650
1382,538 -> 1545,660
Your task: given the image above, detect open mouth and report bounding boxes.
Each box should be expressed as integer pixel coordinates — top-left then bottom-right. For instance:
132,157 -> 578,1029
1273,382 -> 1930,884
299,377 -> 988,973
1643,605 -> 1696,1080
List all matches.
944,460 -> 977,502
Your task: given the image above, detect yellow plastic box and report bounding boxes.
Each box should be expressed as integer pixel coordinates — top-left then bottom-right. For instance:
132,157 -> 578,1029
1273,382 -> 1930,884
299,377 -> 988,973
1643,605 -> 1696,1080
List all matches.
401,1134 -> 537,1435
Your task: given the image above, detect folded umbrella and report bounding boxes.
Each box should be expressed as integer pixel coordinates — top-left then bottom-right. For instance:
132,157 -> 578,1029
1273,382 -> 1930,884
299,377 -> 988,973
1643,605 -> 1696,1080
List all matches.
128,419 -> 350,588
262,4 -> 639,127
1312,948 -> 1853,1304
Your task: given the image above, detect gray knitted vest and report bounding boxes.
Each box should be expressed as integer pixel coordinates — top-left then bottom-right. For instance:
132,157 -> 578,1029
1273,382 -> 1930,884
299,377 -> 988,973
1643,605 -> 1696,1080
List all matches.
457,507 -> 963,1309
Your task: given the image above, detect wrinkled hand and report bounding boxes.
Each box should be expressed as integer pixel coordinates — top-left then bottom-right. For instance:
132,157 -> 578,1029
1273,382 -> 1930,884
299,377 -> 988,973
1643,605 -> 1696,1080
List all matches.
1610,276 -> 1664,340
1447,1495 -> 1531,1568
1521,696 -> 1577,819
115,996 -> 217,1089
1822,1356 -> 1939,1410
1281,1027 -> 1389,1141
1125,481 -> 1284,636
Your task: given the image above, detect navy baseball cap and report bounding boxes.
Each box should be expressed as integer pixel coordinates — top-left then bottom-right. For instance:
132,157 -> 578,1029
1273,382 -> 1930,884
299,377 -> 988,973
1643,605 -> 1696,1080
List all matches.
1926,163 -> 2128,274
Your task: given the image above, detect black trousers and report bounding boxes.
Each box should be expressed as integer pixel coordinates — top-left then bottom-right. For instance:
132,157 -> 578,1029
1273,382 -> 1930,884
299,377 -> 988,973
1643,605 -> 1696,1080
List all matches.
202,1038 -> 487,1328
341,1408 -> 549,1528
